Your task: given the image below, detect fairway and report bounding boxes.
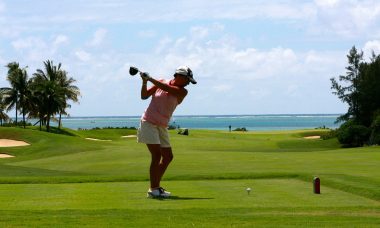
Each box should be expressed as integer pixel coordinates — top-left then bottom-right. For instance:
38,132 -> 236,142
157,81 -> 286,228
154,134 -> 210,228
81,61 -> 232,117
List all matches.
1,179 -> 379,210
1,127 -> 380,227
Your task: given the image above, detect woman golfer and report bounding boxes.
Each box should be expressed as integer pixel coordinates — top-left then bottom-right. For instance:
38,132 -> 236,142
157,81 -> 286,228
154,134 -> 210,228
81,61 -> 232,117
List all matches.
137,66 -> 196,198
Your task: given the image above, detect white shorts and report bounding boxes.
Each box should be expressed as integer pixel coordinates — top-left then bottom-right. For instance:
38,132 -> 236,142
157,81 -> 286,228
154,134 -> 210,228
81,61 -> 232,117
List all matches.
137,120 -> 171,148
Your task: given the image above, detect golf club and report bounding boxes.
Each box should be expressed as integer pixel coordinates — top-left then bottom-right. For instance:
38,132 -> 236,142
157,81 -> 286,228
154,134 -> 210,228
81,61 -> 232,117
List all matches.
129,66 -> 140,76
129,66 -> 150,80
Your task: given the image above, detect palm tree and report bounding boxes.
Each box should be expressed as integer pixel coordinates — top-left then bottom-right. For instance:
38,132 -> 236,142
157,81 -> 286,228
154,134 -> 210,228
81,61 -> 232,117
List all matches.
16,67 -> 30,128
26,78 -> 46,130
57,70 -> 80,128
0,107 -> 10,126
0,62 -> 29,128
0,93 -> 10,126
0,87 -> 17,125
1,63 -> 18,125
32,60 -> 66,132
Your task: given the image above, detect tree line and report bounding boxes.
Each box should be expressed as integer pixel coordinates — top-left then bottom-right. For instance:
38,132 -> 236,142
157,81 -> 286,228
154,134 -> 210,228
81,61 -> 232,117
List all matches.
0,60 -> 80,132
331,46 -> 380,147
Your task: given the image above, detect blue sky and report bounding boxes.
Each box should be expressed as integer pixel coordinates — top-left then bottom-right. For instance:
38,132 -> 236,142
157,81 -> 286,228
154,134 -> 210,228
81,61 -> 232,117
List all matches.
1,0 -> 380,116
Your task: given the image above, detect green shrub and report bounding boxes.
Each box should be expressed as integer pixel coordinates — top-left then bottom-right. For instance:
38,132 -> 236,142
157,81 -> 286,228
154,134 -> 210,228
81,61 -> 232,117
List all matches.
369,114 -> 380,145
233,127 -> 247,132
320,129 -> 337,140
337,120 -> 370,147
1,121 -> 32,127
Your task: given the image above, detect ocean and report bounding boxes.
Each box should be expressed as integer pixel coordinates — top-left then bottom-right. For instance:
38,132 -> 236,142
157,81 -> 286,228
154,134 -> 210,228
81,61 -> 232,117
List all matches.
48,114 -> 341,131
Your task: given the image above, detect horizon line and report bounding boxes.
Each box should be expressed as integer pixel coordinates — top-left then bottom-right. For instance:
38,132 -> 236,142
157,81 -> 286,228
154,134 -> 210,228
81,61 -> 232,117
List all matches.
5,113 -> 343,119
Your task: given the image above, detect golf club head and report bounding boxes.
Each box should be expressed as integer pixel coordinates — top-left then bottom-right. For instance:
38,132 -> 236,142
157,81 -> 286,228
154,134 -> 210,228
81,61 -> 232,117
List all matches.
129,66 -> 139,76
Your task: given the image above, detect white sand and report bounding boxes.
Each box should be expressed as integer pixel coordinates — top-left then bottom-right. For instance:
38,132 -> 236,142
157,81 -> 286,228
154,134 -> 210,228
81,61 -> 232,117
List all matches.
85,138 -> 112,141
0,153 -> 15,158
0,139 -> 30,147
303,136 -> 321,139
121,135 -> 137,138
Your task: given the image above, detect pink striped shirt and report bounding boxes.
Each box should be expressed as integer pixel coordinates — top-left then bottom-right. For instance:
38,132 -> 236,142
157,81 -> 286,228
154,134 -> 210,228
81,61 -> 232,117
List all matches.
142,80 -> 179,127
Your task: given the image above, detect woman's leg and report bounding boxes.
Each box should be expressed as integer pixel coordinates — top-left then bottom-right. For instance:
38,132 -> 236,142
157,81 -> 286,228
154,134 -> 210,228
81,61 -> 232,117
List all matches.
158,147 -> 173,181
147,144 -> 162,189
147,145 -> 174,188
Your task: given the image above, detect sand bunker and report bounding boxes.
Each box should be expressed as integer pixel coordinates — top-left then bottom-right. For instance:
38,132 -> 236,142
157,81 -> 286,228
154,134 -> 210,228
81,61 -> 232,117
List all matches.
0,153 -> 15,158
85,138 -> 112,141
121,135 -> 137,138
303,136 -> 321,139
0,139 -> 30,147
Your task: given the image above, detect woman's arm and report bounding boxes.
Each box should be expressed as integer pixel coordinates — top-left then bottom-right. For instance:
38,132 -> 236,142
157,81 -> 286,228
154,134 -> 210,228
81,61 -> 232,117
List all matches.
140,72 -> 188,103
140,77 -> 157,100
147,77 -> 187,100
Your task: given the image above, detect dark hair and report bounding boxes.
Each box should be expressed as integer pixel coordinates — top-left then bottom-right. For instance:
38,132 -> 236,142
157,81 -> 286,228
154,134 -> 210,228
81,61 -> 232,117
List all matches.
174,73 -> 186,78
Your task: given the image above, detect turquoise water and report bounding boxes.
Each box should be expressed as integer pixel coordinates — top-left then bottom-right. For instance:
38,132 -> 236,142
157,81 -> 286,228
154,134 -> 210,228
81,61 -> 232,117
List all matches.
50,114 -> 341,131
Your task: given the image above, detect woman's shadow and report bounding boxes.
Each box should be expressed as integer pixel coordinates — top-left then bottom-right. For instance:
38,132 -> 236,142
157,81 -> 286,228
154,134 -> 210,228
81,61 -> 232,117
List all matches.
153,196 -> 214,201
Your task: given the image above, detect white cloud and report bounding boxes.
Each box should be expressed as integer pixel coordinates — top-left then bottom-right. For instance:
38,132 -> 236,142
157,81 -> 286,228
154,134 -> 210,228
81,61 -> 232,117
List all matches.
309,0 -> 380,38
0,67 -> 7,88
140,28 -> 344,95
138,29 -> 156,38
0,1 -> 330,25
8,35 -> 71,64
305,51 -> 324,64
249,88 -> 271,100
212,84 -> 232,92
53,35 -> 68,46
11,35 -> 68,53
50,35 -> 69,54
11,37 -> 46,50
363,40 -> 380,59
314,0 -> 340,7
75,50 -> 91,62
155,36 -> 172,54
144,24 -> 305,82
231,47 -> 298,79
0,1 -> 6,12
2,1 -> 379,41
0,27 -> 20,38
128,25 -> 347,115
0,1 -> 5,12
87,28 -> 107,47
190,23 -> 224,41
190,26 -> 209,40
286,84 -> 299,96
303,50 -> 344,75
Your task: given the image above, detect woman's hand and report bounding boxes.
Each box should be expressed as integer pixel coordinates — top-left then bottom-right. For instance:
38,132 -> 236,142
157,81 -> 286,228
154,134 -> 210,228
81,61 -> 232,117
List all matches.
140,72 -> 151,81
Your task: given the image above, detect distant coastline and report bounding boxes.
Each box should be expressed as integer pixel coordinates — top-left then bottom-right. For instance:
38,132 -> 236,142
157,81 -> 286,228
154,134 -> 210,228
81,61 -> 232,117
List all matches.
20,114 -> 342,131
55,114 -> 342,118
